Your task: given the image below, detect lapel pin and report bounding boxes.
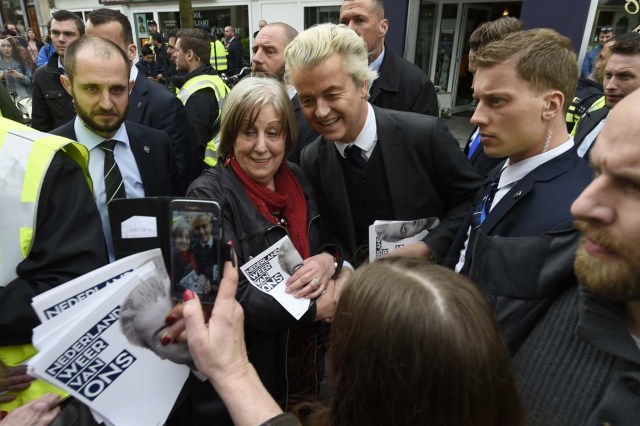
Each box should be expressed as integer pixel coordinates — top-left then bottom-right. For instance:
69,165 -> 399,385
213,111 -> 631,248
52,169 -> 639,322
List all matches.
513,190 -> 523,199
144,146 -> 150,154
137,101 -> 142,108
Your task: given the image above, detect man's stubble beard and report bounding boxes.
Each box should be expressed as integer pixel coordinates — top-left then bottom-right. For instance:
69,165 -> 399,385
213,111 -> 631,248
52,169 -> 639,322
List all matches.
574,220 -> 640,303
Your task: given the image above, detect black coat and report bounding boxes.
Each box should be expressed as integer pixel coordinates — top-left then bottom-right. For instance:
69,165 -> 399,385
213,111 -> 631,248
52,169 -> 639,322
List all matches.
177,161 -> 335,424
0,152 -> 108,346
370,47 -> 439,117
31,53 -> 76,132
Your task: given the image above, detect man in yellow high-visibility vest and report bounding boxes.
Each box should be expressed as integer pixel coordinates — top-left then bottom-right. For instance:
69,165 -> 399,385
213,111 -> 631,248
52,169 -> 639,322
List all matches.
174,28 -> 229,179
0,118 -> 108,415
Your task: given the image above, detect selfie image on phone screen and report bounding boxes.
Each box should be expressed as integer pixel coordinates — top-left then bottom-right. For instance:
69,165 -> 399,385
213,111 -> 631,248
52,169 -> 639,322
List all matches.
169,200 -> 221,303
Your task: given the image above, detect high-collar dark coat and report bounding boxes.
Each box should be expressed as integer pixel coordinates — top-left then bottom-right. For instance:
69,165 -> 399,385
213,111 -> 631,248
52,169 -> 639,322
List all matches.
369,46 -> 439,117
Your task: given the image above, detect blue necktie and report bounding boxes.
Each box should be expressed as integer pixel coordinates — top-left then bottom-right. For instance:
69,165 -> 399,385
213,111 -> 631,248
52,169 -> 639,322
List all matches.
468,131 -> 481,159
471,168 -> 503,229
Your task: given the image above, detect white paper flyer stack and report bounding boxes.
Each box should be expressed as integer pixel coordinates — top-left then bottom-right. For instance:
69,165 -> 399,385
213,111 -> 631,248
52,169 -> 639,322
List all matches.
368,218 -> 440,263
28,249 -> 190,426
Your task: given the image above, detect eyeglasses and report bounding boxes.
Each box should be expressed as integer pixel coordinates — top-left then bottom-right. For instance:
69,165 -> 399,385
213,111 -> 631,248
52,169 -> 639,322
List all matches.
601,26 -> 613,33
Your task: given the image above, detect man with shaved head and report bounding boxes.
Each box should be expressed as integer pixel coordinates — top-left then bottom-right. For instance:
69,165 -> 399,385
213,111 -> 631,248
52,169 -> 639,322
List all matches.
52,36 -> 177,261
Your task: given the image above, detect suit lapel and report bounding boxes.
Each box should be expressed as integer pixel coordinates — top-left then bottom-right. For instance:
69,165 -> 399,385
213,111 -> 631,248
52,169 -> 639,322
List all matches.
480,150 -> 576,234
375,107 -> 410,217
126,122 -> 153,195
127,74 -> 148,124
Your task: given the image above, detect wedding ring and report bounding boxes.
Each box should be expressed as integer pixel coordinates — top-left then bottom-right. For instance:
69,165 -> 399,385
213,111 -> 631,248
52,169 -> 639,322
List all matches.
311,277 -> 321,288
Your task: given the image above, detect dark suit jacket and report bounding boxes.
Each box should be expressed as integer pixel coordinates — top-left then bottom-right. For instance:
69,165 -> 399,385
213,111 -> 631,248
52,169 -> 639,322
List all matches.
449,148 -> 593,353
370,47 -> 439,117
52,120 -> 180,197
463,126 -> 505,178
288,94 -> 319,164
225,37 -> 243,75
129,72 -> 192,194
300,106 -> 482,261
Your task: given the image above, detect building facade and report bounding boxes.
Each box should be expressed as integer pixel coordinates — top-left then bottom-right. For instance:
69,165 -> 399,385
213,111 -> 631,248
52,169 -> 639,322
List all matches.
6,0 -> 638,112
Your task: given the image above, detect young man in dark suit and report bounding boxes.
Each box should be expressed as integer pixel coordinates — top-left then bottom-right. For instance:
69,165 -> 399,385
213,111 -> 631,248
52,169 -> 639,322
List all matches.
224,25 -> 243,75
54,36 -> 178,261
286,23 -> 482,267
450,29 -> 593,353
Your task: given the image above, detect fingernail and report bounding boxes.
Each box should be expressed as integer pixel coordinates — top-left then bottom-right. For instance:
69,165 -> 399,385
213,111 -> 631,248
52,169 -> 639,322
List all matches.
165,314 -> 177,325
161,335 -> 172,346
183,289 -> 195,301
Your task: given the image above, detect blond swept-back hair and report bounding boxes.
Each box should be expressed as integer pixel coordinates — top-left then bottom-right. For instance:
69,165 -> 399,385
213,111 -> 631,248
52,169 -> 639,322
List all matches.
474,28 -> 578,112
284,23 -> 378,97
218,76 -> 296,159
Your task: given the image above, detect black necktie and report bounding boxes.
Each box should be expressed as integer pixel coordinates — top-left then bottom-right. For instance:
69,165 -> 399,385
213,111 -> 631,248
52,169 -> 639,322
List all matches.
345,144 -> 366,169
99,140 -> 126,203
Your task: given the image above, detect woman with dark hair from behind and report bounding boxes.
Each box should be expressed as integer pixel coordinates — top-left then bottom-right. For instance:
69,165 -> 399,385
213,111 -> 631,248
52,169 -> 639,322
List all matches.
183,258 -> 523,426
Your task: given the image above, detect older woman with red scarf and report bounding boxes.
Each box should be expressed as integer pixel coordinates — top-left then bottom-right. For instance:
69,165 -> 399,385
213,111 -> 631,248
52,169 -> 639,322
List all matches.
164,76 -> 350,425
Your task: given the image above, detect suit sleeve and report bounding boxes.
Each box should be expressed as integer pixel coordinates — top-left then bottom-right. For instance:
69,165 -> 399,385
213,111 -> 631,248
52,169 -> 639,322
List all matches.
157,92 -> 192,193
187,171 -> 317,332
422,119 -> 483,258
0,152 -> 109,346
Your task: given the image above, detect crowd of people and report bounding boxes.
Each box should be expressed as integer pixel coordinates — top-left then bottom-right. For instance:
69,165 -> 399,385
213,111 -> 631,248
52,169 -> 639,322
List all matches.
2,0 -> 640,425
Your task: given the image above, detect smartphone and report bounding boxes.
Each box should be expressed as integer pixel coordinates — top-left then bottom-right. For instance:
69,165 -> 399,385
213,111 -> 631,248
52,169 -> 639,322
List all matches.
169,199 -> 222,303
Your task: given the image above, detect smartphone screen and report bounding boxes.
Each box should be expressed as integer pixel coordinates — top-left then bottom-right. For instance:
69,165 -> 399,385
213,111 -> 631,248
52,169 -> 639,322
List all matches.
169,199 -> 221,303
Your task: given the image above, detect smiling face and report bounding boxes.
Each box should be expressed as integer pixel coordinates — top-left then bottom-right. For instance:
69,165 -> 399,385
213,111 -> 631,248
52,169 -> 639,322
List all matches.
291,53 -> 368,144
603,53 -> 640,109
470,61 -> 549,164
175,228 -> 191,252
62,53 -> 132,139
252,25 -> 287,80
191,215 -> 212,244
233,103 -> 286,190
571,91 -> 640,302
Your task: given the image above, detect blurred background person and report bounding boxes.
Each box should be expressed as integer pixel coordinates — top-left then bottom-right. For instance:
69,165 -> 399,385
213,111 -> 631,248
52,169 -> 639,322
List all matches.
183,258 -> 523,426
25,29 -> 43,72
136,45 -> 165,83
0,37 -> 31,99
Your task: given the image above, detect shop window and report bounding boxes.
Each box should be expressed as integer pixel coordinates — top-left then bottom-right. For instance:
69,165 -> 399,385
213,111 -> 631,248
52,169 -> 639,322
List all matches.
304,6 -> 341,28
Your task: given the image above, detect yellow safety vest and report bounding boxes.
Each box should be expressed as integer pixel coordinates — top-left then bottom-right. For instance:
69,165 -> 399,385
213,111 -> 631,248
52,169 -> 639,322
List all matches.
210,40 -> 228,71
177,75 -> 229,167
571,95 -> 606,137
0,118 -> 91,410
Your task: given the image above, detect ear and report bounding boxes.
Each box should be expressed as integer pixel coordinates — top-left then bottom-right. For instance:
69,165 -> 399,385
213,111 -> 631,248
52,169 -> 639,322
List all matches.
358,79 -> 368,99
61,74 -> 72,96
378,18 -> 389,38
542,90 -> 564,120
127,44 -> 137,63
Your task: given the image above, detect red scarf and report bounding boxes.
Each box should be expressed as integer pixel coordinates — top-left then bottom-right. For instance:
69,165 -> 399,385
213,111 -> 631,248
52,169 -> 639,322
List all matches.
228,157 -> 310,259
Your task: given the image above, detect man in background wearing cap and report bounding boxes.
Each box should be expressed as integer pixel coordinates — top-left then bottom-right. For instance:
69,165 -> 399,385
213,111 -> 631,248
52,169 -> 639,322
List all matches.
581,26 -> 614,79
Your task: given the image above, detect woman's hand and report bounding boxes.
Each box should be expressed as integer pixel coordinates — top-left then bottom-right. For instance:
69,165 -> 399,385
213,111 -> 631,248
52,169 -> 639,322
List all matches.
0,365 -> 36,403
183,260 -> 250,384
285,253 -> 335,299
314,268 -> 352,323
